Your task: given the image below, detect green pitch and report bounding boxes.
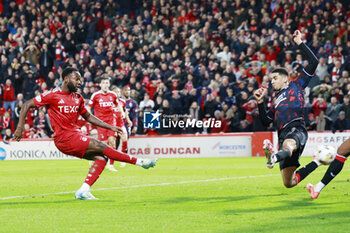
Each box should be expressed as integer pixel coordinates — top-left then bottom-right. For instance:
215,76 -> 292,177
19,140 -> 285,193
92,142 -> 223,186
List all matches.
1,157 -> 350,233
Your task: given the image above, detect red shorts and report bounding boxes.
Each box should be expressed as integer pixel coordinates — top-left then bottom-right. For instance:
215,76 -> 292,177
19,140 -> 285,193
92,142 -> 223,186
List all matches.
97,127 -> 116,141
54,130 -> 91,159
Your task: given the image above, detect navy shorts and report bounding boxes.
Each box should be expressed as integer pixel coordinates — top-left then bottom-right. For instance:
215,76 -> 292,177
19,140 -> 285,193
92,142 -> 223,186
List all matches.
278,123 -> 308,170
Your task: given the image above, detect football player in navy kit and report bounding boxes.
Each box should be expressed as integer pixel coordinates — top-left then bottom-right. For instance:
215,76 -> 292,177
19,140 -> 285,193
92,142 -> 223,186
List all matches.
254,30 -> 320,188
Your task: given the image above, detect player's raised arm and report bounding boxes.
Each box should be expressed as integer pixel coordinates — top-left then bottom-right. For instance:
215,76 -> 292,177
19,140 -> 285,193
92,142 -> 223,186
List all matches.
293,30 -> 319,76
14,99 -> 37,141
81,111 -> 123,134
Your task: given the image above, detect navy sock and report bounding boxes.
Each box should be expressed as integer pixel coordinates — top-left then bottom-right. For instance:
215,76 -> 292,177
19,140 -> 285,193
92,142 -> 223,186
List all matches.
321,157 -> 346,185
296,161 -> 318,183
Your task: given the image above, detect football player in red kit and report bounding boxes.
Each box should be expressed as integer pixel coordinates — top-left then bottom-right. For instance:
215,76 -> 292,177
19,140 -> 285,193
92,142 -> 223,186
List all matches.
112,86 -> 131,167
88,78 -> 119,171
14,67 -> 157,200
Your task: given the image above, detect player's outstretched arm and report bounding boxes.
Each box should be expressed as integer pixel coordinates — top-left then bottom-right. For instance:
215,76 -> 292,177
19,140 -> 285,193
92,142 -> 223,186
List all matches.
82,111 -> 123,134
14,99 -> 37,141
293,30 -> 319,75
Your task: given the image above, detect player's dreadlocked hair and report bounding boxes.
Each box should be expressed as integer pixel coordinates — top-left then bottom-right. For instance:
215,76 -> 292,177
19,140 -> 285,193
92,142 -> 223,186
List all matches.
62,67 -> 79,79
271,68 -> 289,77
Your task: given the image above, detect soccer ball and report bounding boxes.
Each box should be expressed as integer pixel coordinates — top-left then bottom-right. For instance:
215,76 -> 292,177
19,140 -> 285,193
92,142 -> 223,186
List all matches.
314,145 -> 336,165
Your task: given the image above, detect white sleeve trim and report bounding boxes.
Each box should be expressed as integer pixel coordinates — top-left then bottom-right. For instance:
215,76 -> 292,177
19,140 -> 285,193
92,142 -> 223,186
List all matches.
303,68 -> 314,77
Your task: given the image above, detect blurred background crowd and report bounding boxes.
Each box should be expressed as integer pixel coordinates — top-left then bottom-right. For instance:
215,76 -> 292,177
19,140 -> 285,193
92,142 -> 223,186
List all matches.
0,0 -> 350,141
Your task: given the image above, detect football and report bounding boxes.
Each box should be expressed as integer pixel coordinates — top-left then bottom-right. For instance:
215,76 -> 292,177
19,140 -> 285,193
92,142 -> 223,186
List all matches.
314,145 -> 336,165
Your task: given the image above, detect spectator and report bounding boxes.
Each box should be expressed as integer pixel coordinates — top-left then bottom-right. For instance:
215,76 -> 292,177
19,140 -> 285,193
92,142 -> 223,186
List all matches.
203,94 -> 218,118
325,96 -> 341,123
238,120 -> 252,132
39,43 -> 54,78
341,95 -> 350,120
312,97 -> 327,117
0,111 -> 14,136
312,83 -> 332,101
54,40 -> 67,68
33,109 -> 52,138
139,93 -> 154,110
2,79 -> 16,115
332,111 -> 349,133
23,44 -> 40,67
261,40 -> 281,62
211,110 -> 229,133
315,111 -> 332,132
242,99 -> 258,124
169,90 -> 183,114
329,60 -> 343,83
2,128 -> 13,144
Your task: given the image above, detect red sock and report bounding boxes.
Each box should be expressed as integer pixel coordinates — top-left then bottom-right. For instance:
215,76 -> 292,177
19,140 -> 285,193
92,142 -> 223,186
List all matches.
335,154 -> 347,163
103,146 -> 137,164
110,159 -> 115,165
85,159 -> 106,186
295,172 -> 301,184
122,141 -> 128,153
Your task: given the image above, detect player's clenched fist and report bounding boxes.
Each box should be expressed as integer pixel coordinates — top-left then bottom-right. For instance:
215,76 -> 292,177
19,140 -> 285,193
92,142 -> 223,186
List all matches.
293,30 -> 303,45
253,88 -> 267,104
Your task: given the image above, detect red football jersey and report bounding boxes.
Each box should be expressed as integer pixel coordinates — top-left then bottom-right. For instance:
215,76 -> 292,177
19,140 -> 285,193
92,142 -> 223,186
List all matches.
117,98 -> 126,111
88,90 -> 119,123
111,98 -> 125,126
33,88 -> 88,137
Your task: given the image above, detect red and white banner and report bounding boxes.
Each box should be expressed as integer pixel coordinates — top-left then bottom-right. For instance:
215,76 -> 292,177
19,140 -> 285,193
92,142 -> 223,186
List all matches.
128,134 -> 252,158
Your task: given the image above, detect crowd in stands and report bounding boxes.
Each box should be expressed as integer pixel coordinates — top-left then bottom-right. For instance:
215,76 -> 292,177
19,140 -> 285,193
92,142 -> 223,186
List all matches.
0,0 -> 350,140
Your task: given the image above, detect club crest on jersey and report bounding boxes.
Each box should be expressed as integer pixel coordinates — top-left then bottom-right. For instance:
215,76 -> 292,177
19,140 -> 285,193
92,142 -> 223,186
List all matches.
275,93 -> 287,108
75,99 -> 79,104
35,95 -> 42,102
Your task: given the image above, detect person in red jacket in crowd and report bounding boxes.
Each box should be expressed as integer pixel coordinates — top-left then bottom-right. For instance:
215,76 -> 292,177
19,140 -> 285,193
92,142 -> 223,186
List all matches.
0,111 -> 14,136
312,97 -> 327,117
242,99 -> 258,124
22,123 -> 31,139
146,77 -> 158,100
261,40 -> 281,62
211,110 -> 229,133
245,61 -> 267,84
2,79 -> 16,116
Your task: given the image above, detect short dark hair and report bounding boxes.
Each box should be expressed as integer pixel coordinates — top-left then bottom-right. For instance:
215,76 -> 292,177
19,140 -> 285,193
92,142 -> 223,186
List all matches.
271,68 -> 289,77
62,67 -> 79,79
100,77 -> 111,83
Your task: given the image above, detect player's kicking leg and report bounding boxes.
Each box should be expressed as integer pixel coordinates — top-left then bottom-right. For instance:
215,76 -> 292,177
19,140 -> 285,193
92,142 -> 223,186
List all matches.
76,137 -> 157,200
306,139 -> 350,199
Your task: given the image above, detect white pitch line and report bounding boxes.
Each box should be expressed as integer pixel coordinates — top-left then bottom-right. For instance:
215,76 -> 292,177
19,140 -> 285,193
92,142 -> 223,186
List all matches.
0,174 -> 277,200
1,169 -> 348,201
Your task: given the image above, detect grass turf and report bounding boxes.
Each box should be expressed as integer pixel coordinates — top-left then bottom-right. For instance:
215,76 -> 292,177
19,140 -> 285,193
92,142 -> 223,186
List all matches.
1,157 -> 350,233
